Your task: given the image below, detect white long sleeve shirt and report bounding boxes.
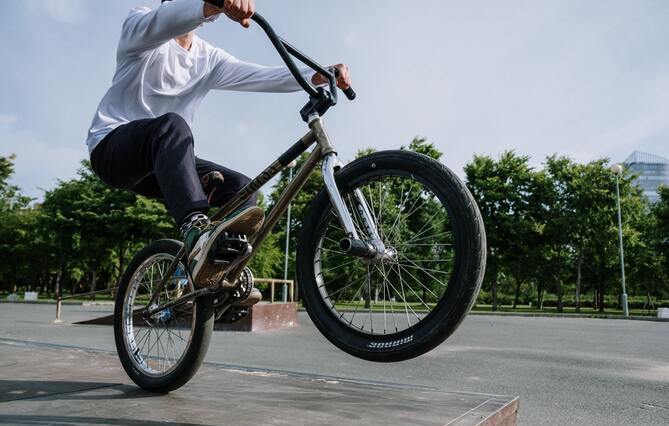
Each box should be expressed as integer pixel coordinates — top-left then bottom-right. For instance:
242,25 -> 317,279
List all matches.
86,0 -> 310,154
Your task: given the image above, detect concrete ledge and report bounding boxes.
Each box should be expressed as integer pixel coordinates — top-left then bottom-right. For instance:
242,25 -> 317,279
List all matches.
0,339 -> 519,426
73,302 -> 299,332
215,302 -> 298,332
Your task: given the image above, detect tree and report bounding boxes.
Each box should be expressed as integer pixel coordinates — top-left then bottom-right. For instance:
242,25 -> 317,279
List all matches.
248,193 -> 283,278
41,161 -> 176,297
0,155 -> 37,293
465,151 -> 536,310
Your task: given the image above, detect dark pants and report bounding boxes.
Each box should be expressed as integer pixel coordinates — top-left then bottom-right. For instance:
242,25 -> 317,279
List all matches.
90,112 -> 256,224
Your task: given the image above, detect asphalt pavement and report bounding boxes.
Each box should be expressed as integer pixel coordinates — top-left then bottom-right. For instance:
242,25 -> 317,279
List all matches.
0,303 -> 667,425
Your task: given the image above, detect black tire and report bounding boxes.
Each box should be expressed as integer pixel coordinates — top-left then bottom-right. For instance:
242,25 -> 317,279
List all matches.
297,151 -> 486,362
114,239 -> 214,393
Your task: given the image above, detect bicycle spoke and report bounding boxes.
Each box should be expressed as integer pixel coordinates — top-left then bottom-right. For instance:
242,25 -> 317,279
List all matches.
123,255 -> 196,376
314,173 -> 454,335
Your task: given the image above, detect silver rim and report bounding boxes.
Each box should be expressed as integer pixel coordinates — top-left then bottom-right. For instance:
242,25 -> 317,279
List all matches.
314,174 -> 455,335
122,254 -> 196,377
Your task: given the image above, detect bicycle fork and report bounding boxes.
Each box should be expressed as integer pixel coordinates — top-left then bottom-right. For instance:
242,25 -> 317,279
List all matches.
311,117 -> 388,261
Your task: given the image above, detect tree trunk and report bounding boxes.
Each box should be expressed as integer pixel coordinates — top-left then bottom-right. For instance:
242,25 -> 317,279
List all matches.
54,253 -> 65,301
644,291 -> 654,312
575,254 -> 583,313
537,282 -> 544,310
491,259 -> 498,311
598,277 -> 605,313
118,241 -> 126,283
513,276 -> 522,309
555,247 -> 563,313
90,269 -> 97,301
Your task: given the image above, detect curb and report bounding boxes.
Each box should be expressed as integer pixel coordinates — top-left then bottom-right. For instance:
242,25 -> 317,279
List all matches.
0,300 -> 83,306
468,311 -> 669,322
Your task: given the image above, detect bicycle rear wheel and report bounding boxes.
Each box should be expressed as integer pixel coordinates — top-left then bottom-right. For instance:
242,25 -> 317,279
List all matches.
114,239 -> 214,393
297,150 -> 486,362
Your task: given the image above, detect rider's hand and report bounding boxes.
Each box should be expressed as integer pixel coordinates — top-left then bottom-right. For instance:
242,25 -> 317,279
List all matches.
312,64 -> 351,90
205,0 -> 255,28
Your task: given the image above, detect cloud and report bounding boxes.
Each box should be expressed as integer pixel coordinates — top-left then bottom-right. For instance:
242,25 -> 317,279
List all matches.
0,114 -> 82,201
42,0 -> 85,23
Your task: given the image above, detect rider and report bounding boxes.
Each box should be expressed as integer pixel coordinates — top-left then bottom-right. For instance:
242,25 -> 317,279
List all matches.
86,0 -> 351,305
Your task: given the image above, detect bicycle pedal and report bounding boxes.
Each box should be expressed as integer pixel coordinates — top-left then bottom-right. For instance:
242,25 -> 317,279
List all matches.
208,232 -> 250,263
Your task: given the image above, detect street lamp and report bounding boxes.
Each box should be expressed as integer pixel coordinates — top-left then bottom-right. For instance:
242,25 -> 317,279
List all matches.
282,160 -> 297,303
609,164 -> 629,317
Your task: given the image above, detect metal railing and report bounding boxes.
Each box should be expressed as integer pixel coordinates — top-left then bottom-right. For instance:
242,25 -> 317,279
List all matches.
55,287 -> 117,322
54,279 -> 296,322
252,279 -> 295,303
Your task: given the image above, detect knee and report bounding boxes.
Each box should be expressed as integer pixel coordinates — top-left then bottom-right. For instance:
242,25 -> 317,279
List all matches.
156,113 -> 192,144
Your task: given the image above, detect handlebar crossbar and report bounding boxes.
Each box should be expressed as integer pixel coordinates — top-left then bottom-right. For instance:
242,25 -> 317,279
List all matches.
204,2 -> 356,107
251,13 -> 357,102
250,13 -> 322,98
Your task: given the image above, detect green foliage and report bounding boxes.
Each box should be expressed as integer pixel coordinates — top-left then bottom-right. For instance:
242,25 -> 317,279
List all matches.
248,193 -> 284,278
1,142 -> 667,312
465,152 -> 667,312
0,157 -> 176,295
0,154 -> 32,211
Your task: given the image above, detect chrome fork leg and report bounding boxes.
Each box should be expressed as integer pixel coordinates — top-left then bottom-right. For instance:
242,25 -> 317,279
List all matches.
353,188 -> 381,240
322,153 -> 384,258
322,153 -> 359,239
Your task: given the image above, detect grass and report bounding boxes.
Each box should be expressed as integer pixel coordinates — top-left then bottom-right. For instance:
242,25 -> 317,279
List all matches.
2,291 -> 664,318
471,304 -> 659,317
0,292 -> 116,303
306,301 -> 661,317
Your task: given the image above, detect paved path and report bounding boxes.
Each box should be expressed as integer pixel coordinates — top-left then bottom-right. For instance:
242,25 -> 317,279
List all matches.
1,303 -> 668,425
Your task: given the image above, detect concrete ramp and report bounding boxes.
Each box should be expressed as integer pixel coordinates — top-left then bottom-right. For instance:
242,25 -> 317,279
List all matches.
0,340 -> 519,425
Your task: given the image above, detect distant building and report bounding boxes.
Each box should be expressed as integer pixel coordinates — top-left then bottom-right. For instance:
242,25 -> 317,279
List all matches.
623,151 -> 669,203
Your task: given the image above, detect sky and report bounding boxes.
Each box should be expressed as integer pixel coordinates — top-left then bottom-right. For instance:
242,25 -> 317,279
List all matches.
1,0 -> 668,201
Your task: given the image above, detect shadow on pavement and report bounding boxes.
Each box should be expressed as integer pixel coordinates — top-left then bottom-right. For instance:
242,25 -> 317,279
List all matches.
0,415 -> 211,426
0,380 -> 156,402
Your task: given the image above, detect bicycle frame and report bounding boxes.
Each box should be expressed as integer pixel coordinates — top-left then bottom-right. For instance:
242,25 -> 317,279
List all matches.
145,116 -> 370,313
143,12 -> 379,315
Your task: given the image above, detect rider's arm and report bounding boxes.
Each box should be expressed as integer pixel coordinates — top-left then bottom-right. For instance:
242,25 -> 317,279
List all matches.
118,0 -> 217,57
207,49 -> 317,93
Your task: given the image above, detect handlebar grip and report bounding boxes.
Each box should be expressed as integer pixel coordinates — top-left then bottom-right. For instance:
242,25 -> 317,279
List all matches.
343,87 -> 357,101
332,68 -> 356,101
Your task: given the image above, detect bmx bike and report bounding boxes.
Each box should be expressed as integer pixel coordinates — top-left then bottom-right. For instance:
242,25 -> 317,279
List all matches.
113,12 -> 486,393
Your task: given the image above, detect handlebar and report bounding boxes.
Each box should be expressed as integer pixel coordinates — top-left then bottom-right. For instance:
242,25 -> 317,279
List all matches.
250,13 -> 356,101
203,2 -> 356,102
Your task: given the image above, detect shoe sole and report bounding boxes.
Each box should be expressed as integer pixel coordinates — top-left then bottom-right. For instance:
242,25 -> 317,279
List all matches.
191,207 -> 265,288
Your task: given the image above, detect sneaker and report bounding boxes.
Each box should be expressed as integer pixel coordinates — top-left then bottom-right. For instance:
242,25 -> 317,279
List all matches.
233,287 -> 262,307
185,206 -> 265,288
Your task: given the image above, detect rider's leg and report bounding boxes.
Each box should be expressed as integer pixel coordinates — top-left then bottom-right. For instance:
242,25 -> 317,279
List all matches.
194,158 -> 258,209
90,112 -> 210,226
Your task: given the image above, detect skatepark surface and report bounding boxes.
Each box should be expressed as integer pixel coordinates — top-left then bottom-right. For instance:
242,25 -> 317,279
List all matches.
0,340 -> 517,426
1,303 -> 668,425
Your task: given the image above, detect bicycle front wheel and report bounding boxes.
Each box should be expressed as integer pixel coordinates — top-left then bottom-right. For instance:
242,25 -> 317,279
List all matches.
297,150 -> 486,362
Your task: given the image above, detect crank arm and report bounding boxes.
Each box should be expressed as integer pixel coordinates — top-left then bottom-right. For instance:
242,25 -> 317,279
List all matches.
144,288 -> 213,317
215,242 -> 254,289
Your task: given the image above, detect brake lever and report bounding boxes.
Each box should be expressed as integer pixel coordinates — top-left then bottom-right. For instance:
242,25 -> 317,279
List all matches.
327,67 -> 339,106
